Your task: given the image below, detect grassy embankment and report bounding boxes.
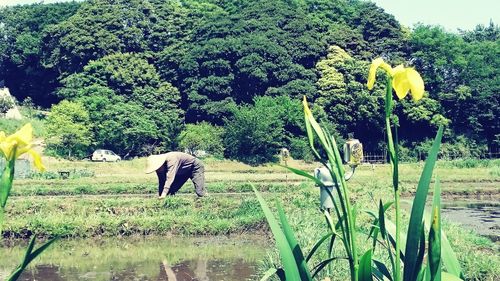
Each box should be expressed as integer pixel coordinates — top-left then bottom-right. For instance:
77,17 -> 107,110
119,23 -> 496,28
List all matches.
2,157 -> 499,280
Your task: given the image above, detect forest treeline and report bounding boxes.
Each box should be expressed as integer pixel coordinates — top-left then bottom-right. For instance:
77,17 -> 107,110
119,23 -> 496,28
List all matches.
0,0 -> 498,163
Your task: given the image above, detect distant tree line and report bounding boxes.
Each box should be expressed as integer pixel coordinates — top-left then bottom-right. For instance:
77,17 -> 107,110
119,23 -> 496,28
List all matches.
0,0 -> 498,163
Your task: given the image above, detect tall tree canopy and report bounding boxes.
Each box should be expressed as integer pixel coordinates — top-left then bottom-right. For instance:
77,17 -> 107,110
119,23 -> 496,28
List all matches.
1,0 -> 497,159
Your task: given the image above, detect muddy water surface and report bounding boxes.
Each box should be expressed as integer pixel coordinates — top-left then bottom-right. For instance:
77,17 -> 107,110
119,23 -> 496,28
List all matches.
441,200 -> 500,242
0,235 -> 269,281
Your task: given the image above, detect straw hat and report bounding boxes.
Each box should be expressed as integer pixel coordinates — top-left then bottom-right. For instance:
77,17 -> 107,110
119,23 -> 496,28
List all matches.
145,154 -> 168,174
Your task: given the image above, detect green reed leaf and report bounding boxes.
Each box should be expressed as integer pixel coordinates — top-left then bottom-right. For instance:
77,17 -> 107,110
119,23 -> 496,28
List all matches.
306,232 -> 334,263
374,259 -> 394,281
404,126 -> 443,281
358,249 -> 374,281
277,201 -> 312,281
429,178 -> 442,281
253,186 -> 301,281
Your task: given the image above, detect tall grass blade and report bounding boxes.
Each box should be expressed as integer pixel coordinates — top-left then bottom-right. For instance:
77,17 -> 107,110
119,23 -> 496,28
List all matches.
378,200 -> 387,239
384,218 -> 406,259
253,186 -> 301,281
282,165 -> 325,187
358,249 -> 373,281
311,257 -> 341,278
7,236 -> 59,281
413,222 -> 426,281
440,234 -> 463,279
422,209 -> 463,279
373,259 -> 394,281
403,126 -> 443,281
277,201 -> 312,281
306,232 -> 334,262
429,178 -> 441,281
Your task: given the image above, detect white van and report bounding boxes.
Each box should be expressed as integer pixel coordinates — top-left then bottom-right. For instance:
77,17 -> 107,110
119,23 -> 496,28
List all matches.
91,149 -> 121,162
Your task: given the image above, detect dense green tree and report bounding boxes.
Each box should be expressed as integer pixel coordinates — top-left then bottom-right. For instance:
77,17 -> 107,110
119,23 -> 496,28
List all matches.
58,53 -> 184,155
1,0 -> 496,157
179,122 -> 225,157
314,46 -> 385,148
45,100 -> 93,158
409,24 -> 499,148
0,2 -> 81,106
224,96 -> 287,164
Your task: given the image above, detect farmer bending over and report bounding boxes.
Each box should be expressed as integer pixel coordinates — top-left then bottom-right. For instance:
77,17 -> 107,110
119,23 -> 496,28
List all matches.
145,152 -> 206,198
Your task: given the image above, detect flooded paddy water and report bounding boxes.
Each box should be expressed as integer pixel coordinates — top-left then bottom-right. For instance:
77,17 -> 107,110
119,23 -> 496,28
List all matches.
0,235 -> 269,281
441,200 -> 500,242
402,196 -> 500,243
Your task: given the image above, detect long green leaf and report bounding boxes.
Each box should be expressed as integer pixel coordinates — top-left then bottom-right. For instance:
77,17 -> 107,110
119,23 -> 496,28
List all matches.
385,218 -> 406,258
423,209 -> 463,279
378,200 -> 387,240
277,201 -> 312,281
7,236 -> 59,281
440,233 -> 463,279
414,222 -> 426,281
441,272 -> 463,281
358,249 -> 374,281
311,257 -> 342,278
306,232 -> 334,262
253,187 -> 301,281
429,178 -> 442,281
374,259 -> 394,281
281,165 -> 325,187
404,126 -> 443,281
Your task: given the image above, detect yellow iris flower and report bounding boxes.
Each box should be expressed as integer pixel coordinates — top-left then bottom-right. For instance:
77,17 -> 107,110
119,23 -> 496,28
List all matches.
367,58 -> 424,101
0,123 -> 45,171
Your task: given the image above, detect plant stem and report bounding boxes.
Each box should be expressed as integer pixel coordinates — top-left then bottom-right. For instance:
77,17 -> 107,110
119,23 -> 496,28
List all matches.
338,176 -> 358,281
385,77 -> 401,281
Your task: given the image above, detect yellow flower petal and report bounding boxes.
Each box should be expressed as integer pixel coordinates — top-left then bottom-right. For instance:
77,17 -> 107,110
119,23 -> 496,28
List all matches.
27,149 -> 45,172
367,58 -> 393,90
0,140 -> 15,160
392,69 -> 411,100
406,68 -> 425,101
303,96 -> 312,118
392,64 -> 405,76
7,123 -> 33,145
367,58 -> 383,90
15,144 -> 33,158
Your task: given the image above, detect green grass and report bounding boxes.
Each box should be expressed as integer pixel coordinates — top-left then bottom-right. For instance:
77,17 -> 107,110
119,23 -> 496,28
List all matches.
3,194 -> 267,238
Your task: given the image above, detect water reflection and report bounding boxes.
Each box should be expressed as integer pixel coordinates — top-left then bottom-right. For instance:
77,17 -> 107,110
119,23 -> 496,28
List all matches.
0,236 -> 269,281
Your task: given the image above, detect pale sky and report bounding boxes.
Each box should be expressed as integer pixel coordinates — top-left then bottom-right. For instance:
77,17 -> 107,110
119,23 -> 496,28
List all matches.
371,0 -> 499,32
1,0 -> 499,32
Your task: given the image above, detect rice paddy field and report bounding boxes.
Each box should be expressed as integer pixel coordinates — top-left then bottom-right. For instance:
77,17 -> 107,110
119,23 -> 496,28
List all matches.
1,157 -> 499,280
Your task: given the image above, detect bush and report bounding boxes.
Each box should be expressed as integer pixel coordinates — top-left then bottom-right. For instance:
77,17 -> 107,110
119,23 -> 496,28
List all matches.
178,122 -> 224,157
223,96 -> 285,165
45,100 -> 93,159
289,137 -> 314,162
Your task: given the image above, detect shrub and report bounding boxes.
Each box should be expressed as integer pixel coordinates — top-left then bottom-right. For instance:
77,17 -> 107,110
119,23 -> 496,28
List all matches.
178,122 -> 224,158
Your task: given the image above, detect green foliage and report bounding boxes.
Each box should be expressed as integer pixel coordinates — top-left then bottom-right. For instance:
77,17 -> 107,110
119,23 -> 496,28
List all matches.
314,45 -> 385,147
224,96 -> 292,164
1,0 -> 498,158
45,100 -> 92,159
58,53 -> 184,155
0,2 -> 81,106
0,95 -> 14,114
409,24 -> 500,148
179,122 -> 224,157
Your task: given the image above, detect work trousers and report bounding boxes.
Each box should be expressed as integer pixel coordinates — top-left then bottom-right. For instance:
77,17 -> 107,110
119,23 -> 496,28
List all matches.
166,158 -> 206,197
